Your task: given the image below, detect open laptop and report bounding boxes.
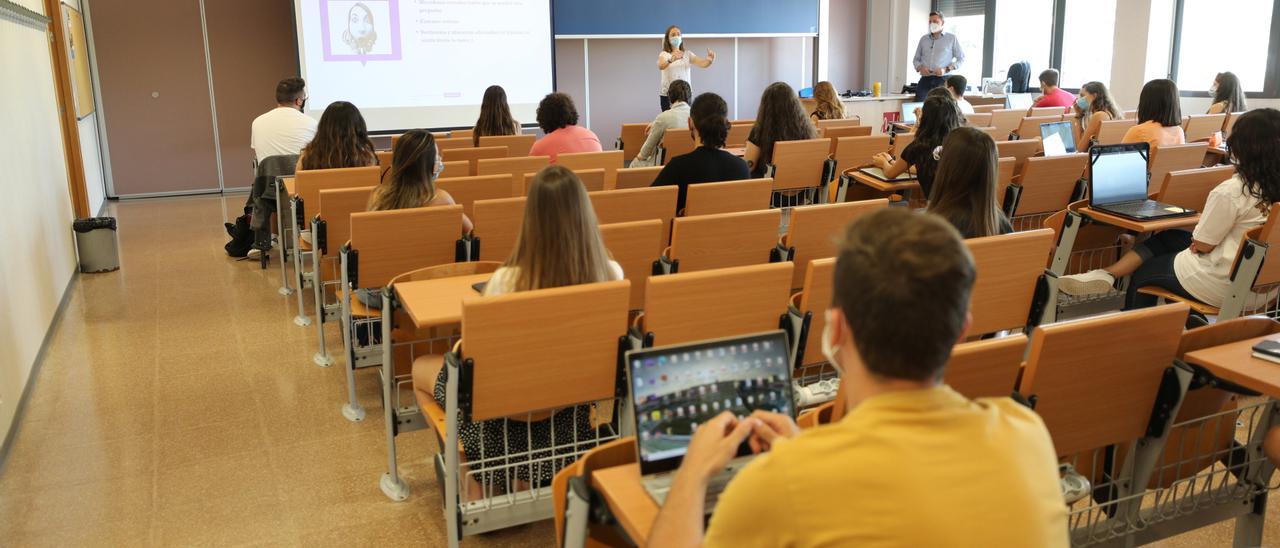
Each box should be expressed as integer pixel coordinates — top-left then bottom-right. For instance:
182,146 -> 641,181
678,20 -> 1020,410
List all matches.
1040,121 -> 1077,156
628,330 -> 795,511
900,101 -> 924,125
1006,92 -> 1034,111
1088,143 -> 1196,220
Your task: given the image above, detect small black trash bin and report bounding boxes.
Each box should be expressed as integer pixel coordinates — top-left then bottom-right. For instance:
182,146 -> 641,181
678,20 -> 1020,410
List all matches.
72,217 -> 120,273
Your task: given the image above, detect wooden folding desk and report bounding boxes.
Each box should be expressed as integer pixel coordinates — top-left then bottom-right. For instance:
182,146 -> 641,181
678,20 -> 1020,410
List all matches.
1049,206 -> 1200,277
591,463 -> 658,545
844,168 -> 920,198
1185,336 -> 1280,398
393,273 -> 492,329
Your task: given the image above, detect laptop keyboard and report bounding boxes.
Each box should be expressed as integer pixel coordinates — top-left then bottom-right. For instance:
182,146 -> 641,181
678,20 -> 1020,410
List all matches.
645,468 -> 736,510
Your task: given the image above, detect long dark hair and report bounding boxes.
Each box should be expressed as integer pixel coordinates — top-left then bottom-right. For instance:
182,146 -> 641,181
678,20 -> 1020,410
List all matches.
1137,79 -> 1182,127
914,95 -> 964,151
928,127 -> 1002,238
1080,81 -> 1122,120
1213,72 -> 1248,113
368,129 -> 437,211
1227,108 -> 1280,207
750,82 -> 817,172
473,85 -> 519,146
301,101 -> 376,170
662,25 -> 684,53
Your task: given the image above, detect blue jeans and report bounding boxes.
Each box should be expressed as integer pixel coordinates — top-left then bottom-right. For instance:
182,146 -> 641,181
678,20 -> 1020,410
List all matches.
1125,230 -> 1196,310
916,75 -> 945,101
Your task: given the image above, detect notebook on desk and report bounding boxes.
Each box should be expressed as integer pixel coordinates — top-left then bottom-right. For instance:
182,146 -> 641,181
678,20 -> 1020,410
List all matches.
858,167 -> 917,182
627,330 -> 795,512
1088,143 -> 1196,221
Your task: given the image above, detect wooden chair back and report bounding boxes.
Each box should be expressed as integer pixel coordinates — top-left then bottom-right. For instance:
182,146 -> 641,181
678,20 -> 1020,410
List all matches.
478,134 -> 536,157
966,229 -> 1053,335
1251,204 -> 1280,288
769,139 -> 831,192
1017,115 -> 1064,138
783,200 -> 888,288
462,280 -> 630,421
552,437 -> 637,548
559,150 -> 625,188
477,155 -> 551,194
989,109 -> 1026,138
661,128 -> 697,164
1122,109 -> 1138,120
945,335 -> 1027,400
440,161 -> 467,182
683,178 -> 773,216
816,118 -> 862,131
1018,303 -> 1189,456
471,196 -> 527,261
795,257 -> 835,368
1013,153 -> 1088,217
375,150 -> 392,181
1154,165 -> 1235,212
601,220 -> 664,310
726,124 -> 752,147
523,168 -> 605,194
614,166 -> 664,190
1097,119 -> 1137,145
972,104 -> 1001,114
450,129 -> 475,139
820,125 -> 873,145
641,263 -> 793,346
348,205 -> 464,288
434,136 -> 474,150
1149,143 -> 1209,192
1030,106 -> 1066,117
996,139 -> 1043,174
965,112 -> 993,127
316,186 -> 375,260
668,209 -> 782,272
1183,113 -> 1228,142
892,132 -> 915,159
437,174 -> 515,219
617,123 -> 649,160
1224,111 -> 1245,138
441,145 -> 507,176
833,135 -> 890,175
996,157 -> 1016,208
589,186 -> 678,242
975,126 -> 1005,141
295,166 -> 380,219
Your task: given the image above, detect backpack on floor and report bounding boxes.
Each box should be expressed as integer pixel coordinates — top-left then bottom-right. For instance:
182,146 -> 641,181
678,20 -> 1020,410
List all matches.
224,207 -> 254,257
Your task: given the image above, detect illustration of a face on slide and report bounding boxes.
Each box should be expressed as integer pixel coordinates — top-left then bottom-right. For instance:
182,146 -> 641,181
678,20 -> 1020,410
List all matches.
342,2 -> 377,55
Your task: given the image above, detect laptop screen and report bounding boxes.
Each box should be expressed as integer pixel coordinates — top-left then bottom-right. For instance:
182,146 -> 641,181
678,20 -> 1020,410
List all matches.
1006,93 -> 1034,111
901,102 -> 923,124
1040,121 -> 1076,155
629,331 -> 794,475
1090,144 -> 1151,206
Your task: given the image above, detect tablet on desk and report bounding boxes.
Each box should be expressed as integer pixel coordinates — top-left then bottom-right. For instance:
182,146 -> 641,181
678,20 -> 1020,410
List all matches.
858,167 -> 916,182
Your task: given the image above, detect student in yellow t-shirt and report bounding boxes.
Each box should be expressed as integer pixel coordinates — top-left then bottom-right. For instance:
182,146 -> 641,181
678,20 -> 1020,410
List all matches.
646,208 -> 1068,547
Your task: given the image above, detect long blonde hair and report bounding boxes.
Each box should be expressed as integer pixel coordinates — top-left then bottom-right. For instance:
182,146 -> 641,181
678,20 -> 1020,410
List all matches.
811,81 -> 845,121
368,129 -> 438,211
504,165 -> 614,291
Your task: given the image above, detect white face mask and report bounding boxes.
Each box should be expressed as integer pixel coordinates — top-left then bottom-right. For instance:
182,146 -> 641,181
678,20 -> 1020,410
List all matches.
670,35 -> 682,49
821,309 -> 844,376
929,22 -> 943,33
1209,83 -> 1219,96
433,151 -> 444,179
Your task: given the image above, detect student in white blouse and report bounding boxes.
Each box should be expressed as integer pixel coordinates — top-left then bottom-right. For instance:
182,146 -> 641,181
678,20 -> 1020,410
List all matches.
633,79 -> 692,167
657,25 -> 714,112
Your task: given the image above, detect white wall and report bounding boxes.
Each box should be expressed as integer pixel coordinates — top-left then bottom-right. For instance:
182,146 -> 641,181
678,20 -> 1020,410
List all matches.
0,4 -> 80,446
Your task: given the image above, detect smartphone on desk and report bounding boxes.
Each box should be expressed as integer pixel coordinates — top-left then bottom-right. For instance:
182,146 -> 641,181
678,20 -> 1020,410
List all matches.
471,282 -> 487,294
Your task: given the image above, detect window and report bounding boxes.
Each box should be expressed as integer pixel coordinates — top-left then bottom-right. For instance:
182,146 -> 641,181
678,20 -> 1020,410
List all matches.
1174,0 -> 1274,92
1058,0 -> 1117,89
991,0 -> 1055,85
934,0 -> 986,92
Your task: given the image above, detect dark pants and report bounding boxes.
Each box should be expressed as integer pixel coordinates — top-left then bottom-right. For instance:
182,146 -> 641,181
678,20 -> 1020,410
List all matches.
1125,230 -> 1196,310
916,75 -> 945,101
659,95 -> 671,112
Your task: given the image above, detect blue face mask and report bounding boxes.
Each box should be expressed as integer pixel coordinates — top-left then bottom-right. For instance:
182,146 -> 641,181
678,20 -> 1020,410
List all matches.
1076,96 -> 1089,111
670,35 -> 682,49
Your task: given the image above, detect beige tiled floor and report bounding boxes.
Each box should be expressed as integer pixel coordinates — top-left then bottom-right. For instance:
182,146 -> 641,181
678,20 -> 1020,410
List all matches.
0,194 -> 1276,546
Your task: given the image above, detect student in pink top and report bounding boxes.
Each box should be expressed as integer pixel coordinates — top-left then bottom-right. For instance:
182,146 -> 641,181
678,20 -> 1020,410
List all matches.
1122,79 -> 1186,149
1031,69 -> 1075,114
528,92 -> 602,161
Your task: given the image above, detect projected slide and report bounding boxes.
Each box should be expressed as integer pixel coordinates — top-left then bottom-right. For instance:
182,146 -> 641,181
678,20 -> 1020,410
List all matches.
294,0 -> 553,132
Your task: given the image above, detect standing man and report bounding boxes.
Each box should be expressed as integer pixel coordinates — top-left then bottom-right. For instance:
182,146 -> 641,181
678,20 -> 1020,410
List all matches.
912,11 -> 965,101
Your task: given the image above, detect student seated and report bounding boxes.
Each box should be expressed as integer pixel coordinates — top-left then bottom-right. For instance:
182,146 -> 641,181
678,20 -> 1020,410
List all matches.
633,79 -> 692,167
251,77 -> 316,163
645,208 -> 1067,546
471,85 -> 521,146
871,94 -> 963,197
529,92 -> 602,162
745,82 -> 818,178
926,127 -> 1012,237
1032,68 -> 1074,114
422,166 -> 623,490
1122,79 -> 1186,148
1074,81 -> 1122,151
945,74 -> 976,115
297,101 -> 378,171
1059,109 -> 1280,309
651,92 -> 750,213
809,81 -> 847,123
1207,71 -> 1247,115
